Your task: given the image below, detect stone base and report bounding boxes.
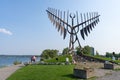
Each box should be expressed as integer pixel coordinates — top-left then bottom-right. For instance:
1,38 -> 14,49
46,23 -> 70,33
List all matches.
73,68 -> 95,79
104,63 -> 114,69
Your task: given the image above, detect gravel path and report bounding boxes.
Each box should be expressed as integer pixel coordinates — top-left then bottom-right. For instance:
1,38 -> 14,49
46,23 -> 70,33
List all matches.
95,68 -> 114,77
76,62 -> 120,80
0,64 -> 24,80
96,71 -> 120,80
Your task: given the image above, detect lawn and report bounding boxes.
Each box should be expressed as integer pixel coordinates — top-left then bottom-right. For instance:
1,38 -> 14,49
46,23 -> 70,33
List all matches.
7,65 -> 96,80
7,65 -> 75,80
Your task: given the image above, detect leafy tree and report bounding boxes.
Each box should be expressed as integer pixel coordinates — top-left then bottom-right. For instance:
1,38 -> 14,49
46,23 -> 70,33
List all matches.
82,45 -> 92,55
62,47 -> 69,55
105,52 -> 120,59
41,49 -> 59,59
106,52 -> 113,58
118,53 -> 120,57
96,51 -> 99,56
75,45 -> 93,55
75,46 -> 82,55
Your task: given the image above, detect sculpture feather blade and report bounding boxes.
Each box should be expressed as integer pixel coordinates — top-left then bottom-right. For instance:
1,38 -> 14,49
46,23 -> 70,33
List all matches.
95,19 -> 98,24
91,22 -> 95,28
58,23 -> 61,32
84,27 -> 88,36
56,21 -> 60,29
47,12 -> 51,19
49,13 -> 52,22
53,16 -> 56,26
49,11 -> 53,22
89,24 -> 93,30
98,18 -> 100,22
63,28 -> 67,39
61,26 -> 64,35
94,20 -> 96,26
80,29 -> 85,40
86,25 -> 90,33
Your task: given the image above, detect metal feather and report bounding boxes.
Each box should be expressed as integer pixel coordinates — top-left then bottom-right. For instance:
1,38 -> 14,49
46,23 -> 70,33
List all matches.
58,23 -> 61,32
86,25 -> 90,33
91,22 -> 95,28
56,21 -> 60,28
61,26 -> 64,35
86,13 -> 90,33
80,29 -> 85,40
63,28 -> 67,39
84,27 -> 88,36
89,24 -> 93,30
55,10 -> 60,28
63,11 -> 65,27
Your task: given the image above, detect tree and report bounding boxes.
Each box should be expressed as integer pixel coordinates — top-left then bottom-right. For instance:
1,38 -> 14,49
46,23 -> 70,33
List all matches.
62,47 -> 69,55
118,53 -> 120,58
105,52 -> 112,58
82,45 -> 92,55
41,49 -> 59,59
75,46 -> 82,55
96,51 -> 99,56
75,45 -> 93,55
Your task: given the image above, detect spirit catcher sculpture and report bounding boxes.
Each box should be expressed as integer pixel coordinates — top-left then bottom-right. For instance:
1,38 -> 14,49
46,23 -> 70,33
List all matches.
46,7 -> 100,54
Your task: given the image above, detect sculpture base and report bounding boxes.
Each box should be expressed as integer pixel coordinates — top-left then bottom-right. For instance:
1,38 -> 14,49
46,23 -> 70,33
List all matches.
73,68 -> 95,79
104,63 -> 114,69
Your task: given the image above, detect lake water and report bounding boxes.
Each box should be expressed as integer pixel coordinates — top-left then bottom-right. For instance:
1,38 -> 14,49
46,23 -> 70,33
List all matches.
0,55 -> 40,67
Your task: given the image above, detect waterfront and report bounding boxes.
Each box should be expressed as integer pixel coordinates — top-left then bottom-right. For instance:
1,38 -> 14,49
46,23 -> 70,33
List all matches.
0,55 -> 40,67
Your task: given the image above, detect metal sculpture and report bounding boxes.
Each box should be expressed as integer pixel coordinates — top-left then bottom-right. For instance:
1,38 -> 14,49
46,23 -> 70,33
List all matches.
46,7 -> 100,54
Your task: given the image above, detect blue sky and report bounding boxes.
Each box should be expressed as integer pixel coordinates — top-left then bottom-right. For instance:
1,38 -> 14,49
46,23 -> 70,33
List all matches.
0,0 -> 120,55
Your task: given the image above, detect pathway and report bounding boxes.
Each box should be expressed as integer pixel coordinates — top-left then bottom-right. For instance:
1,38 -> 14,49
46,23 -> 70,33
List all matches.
0,64 -> 24,80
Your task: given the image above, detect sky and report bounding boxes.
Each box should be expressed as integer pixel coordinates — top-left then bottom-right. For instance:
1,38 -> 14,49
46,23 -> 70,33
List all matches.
1,0 -> 120,55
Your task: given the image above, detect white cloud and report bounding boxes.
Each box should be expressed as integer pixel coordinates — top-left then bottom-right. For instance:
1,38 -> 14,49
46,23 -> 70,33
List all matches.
0,28 -> 13,35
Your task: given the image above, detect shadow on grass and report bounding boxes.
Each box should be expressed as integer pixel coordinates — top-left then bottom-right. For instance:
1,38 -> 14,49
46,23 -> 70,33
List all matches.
62,74 -> 75,78
62,74 -> 83,80
62,74 -> 96,80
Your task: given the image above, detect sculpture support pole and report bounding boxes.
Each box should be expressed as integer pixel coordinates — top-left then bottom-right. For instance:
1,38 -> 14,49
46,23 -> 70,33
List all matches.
69,14 -> 82,55
69,14 -> 75,54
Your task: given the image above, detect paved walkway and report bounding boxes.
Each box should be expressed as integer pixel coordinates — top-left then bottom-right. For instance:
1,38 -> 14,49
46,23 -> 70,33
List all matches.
0,64 -> 24,80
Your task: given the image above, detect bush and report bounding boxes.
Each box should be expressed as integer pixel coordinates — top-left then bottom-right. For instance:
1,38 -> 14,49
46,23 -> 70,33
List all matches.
13,60 -> 21,65
41,49 -> 59,59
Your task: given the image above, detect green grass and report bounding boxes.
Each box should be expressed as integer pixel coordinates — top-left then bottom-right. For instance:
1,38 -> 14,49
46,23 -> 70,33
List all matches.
83,54 -> 120,64
7,65 -> 74,80
7,65 -> 96,80
44,55 -> 72,63
94,56 -> 120,64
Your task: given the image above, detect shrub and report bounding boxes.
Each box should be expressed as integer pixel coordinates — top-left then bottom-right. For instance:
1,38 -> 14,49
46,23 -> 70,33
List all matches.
13,60 -> 21,65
